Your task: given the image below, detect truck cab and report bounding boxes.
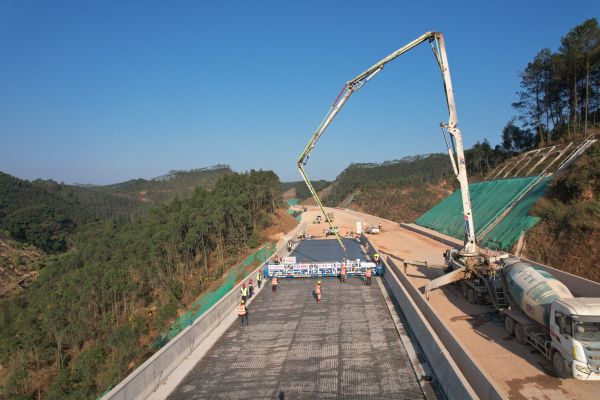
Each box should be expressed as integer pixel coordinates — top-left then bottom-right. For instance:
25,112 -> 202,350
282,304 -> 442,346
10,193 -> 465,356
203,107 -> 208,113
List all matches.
551,298 -> 600,380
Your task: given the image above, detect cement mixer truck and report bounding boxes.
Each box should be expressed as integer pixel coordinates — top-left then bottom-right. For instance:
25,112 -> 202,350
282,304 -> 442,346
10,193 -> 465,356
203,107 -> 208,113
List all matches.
499,257 -> 600,380
438,253 -> 600,380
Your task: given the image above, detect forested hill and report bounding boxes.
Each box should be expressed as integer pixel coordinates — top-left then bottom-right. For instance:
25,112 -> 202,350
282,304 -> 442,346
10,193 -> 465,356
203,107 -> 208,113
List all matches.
0,172 -> 144,253
0,170 -> 283,399
323,154 -> 454,222
0,166 -> 234,253
98,165 -> 233,204
323,145 -> 507,222
281,180 -> 331,201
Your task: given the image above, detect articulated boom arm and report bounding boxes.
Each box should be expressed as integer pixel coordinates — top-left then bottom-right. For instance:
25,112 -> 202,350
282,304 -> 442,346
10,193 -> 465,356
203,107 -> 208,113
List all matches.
297,31 -> 477,256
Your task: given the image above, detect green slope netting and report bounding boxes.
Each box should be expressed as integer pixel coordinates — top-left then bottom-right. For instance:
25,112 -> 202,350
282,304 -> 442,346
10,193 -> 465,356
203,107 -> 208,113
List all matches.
480,177 -> 551,250
155,242 -> 276,347
416,176 -> 551,251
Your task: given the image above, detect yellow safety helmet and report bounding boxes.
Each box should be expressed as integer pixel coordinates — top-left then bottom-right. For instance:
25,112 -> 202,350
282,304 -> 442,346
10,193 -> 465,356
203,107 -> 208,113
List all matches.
241,300 -> 245,304
318,280 -> 321,284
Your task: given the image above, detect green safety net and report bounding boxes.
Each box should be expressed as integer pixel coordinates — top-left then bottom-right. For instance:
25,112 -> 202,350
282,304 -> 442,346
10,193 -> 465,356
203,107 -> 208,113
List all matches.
481,177 -> 551,250
286,198 -> 303,221
416,176 -> 551,251
155,242 -> 276,348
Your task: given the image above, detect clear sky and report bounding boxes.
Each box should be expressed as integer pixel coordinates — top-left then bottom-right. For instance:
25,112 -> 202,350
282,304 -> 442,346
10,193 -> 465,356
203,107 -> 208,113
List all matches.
1,0 -> 598,184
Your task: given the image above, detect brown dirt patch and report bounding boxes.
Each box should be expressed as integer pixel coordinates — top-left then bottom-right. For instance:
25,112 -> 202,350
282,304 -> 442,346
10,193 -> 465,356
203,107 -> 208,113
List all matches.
263,209 -> 298,242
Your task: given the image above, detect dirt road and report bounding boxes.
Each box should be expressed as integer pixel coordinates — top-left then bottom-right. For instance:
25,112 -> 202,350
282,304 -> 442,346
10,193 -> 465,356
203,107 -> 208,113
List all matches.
299,206 -> 600,399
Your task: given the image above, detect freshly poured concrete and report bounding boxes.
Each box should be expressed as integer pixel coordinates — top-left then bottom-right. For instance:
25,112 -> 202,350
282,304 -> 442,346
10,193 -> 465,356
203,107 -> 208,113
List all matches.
168,276 -> 425,399
289,237 -> 367,263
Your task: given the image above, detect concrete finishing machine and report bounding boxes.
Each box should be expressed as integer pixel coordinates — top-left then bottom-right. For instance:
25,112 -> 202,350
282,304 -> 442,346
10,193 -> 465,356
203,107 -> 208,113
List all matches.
438,252 -> 600,380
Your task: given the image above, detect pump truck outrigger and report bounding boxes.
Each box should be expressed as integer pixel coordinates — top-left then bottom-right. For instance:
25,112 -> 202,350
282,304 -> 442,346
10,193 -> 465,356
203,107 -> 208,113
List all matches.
296,31 -> 600,380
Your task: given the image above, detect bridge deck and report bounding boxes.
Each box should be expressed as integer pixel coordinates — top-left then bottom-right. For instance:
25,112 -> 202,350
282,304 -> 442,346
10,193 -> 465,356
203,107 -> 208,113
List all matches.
168,277 -> 425,399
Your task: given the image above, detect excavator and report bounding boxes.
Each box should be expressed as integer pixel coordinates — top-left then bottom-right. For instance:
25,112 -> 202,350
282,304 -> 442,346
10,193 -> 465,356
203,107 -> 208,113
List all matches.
297,31 -> 478,282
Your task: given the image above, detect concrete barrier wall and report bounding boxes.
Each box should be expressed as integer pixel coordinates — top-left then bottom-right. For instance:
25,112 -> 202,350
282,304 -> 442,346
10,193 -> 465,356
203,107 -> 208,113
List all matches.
381,258 -> 478,399
102,220 -> 309,400
361,235 -> 503,400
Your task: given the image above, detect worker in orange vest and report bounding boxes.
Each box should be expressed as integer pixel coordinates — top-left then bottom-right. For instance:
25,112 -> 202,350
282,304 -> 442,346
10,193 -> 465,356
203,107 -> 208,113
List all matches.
272,276 -> 278,295
315,280 -> 322,303
365,268 -> 372,286
340,264 -> 347,284
238,300 -> 248,327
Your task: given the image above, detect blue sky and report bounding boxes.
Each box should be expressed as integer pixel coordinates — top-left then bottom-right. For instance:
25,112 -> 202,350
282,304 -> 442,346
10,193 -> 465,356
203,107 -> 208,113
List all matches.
1,0 -> 598,184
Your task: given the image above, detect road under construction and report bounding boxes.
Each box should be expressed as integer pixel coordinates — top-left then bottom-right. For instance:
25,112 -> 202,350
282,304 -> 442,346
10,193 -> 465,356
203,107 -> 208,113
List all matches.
103,207 -> 600,400
103,31 -> 600,400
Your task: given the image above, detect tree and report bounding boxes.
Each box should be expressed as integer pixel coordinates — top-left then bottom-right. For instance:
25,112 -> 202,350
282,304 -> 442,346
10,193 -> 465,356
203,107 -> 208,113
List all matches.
511,18 -> 600,141
501,119 -> 535,152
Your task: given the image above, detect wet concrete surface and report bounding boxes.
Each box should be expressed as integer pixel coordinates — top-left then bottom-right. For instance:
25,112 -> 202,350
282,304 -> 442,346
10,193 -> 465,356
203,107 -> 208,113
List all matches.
168,277 -> 425,399
290,237 -> 366,263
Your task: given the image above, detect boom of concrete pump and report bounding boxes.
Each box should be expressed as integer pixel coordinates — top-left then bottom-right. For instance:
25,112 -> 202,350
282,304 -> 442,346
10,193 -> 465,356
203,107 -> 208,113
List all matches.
297,31 -> 477,260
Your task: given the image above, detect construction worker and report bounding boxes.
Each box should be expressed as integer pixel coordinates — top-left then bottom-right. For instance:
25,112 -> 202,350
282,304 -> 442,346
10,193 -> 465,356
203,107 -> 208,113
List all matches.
240,283 -> 248,302
315,280 -> 322,303
238,300 -> 248,327
365,268 -> 372,286
257,270 -> 263,288
340,264 -> 347,284
248,278 -> 254,299
272,276 -> 278,295
373,252 -> 381,265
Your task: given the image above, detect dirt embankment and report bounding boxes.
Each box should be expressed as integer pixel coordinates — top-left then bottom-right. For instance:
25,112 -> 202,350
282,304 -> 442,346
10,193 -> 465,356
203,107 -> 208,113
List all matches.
0,233 -> 45,300
263,209 -> 299,242
520,143 -> 600,283
350,181 -> 454,223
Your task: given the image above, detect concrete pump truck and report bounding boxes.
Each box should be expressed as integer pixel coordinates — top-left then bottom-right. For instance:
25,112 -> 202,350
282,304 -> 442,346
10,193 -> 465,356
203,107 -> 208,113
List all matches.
297,31 -> 600,380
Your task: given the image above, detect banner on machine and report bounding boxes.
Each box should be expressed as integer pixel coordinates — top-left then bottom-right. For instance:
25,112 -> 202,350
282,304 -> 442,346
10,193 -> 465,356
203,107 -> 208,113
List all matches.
266,261 -> 378,278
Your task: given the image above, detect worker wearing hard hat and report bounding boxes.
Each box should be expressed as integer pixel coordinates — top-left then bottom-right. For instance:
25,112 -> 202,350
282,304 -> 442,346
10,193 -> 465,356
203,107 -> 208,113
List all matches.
340,264 -> 347,284
240,283 -> 248,302
315,280 -> 322,303
238,300 -> 248,327
373,253 -> 380,264
257,270 -> 263,288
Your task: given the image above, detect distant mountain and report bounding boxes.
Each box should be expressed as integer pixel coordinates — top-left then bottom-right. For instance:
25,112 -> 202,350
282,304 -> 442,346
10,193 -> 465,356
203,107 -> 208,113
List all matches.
97,164 -> 233,204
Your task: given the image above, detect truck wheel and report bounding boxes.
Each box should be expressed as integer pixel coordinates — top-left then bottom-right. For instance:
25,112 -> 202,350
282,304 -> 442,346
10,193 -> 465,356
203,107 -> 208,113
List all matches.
552,352 -> 570,379
467,288 -> 477,304
504,317 -> 515,335
514,323 -> 526,345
